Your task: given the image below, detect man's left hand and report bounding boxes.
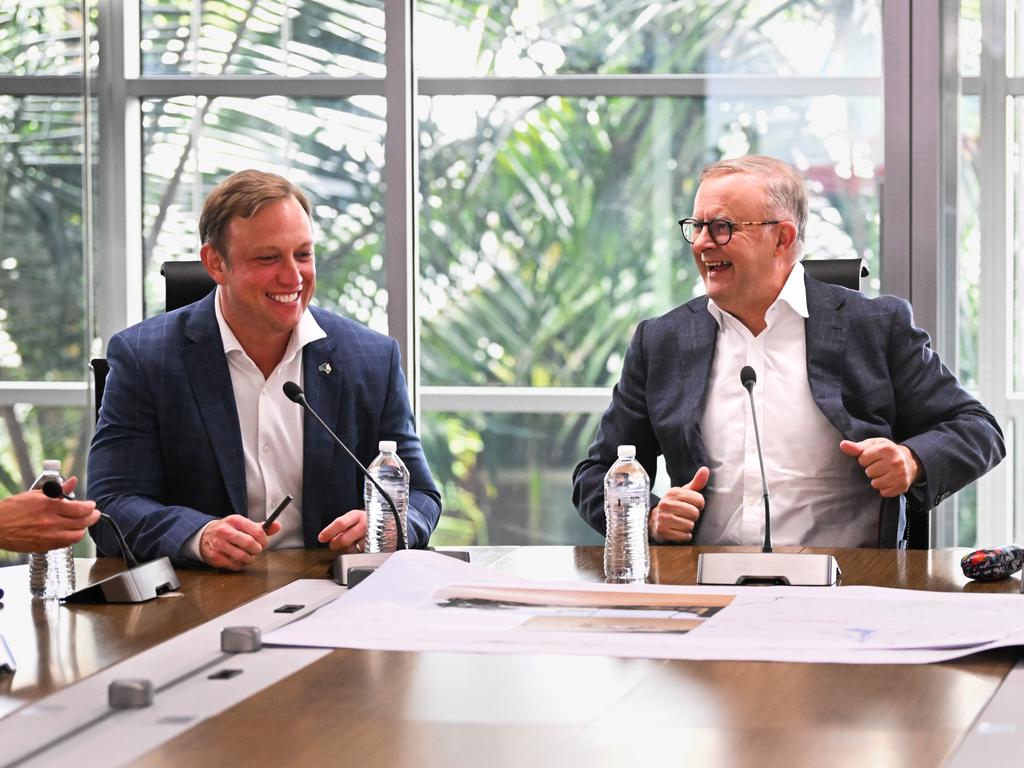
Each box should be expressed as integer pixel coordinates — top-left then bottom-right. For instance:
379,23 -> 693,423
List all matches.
839,438 -> 922,497
318,509 -> 368,553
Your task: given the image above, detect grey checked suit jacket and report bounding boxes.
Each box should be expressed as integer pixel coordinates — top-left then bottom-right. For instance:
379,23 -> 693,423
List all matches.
572,275 -> 1004,547
88,292 -> 440,561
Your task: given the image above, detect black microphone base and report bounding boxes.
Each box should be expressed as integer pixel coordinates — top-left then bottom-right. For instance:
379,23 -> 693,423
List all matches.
62,557 -> 181,603
696,551 -> 840,586
332,549 -> 471,587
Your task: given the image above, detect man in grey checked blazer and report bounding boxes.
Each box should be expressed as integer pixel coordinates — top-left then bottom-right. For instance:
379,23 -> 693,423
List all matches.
574,156 -> 1003,548
88,171 -> 440,568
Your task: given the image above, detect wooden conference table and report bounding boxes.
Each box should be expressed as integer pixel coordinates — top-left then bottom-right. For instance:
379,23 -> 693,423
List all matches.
0,546 -> 1020,767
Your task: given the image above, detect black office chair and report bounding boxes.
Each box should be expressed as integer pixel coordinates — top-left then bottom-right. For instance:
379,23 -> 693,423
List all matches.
161,260 -> 216,312
801,257 -> 869,290
89,357 -> 109,422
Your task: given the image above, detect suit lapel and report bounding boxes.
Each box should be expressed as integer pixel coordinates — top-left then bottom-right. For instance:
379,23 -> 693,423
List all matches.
181,293 -> 247,516
805,276 -> 901,546
804,275 -> 850,436
678,301 -> 717,465
300,334 -> 343,547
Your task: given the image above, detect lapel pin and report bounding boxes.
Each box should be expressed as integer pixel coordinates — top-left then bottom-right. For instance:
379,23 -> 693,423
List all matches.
318,362 -> 332,375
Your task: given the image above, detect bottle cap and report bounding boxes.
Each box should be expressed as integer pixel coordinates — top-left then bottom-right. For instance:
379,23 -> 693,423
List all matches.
42,459 -> 62,472
616,445 -> 636,459
379,440 -> 397,453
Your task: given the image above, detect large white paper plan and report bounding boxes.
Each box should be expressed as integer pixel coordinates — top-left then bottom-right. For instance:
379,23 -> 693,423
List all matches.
264,550 -> 1024,664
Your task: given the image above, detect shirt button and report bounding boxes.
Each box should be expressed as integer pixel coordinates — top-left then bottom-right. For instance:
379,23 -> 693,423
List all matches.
262,445 -> 270,454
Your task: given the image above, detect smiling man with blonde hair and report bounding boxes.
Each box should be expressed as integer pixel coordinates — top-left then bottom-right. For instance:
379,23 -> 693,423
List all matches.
89,169 -> 441,568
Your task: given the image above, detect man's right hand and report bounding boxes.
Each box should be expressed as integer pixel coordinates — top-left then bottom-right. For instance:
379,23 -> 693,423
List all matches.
199,514 -> 280,571
648,466 -> 710,543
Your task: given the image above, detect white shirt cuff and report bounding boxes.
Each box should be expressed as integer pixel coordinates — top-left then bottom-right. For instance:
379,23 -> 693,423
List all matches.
182,521 -> 215,562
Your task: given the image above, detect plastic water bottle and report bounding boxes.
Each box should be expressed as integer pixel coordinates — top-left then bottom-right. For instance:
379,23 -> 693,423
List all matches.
28,459 -> 76,600
364,440 -> 409,553
603,445 -> 650,582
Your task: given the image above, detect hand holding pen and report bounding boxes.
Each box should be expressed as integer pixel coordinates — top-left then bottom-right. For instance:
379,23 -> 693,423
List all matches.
196,495 -> 292,572
263,494 -> 293,533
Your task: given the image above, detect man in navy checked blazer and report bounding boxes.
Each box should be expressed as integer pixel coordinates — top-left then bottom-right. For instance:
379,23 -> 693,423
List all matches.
88,170 -> 440,569
574,156 -> 1004,549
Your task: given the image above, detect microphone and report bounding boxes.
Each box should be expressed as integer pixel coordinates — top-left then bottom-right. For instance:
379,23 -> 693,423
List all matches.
694,366 -> 841,587
41,482 -> 181,603
283,380 -> 469,587
739,366 -> 771,554
283,381 -> 407,551
43,480 -> 140,568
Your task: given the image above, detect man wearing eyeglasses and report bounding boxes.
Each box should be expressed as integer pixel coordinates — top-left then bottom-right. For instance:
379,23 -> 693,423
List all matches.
573,155 -> 1004,548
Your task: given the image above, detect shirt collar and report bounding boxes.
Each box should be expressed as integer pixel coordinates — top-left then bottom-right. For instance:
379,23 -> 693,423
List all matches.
214,285 -> 327,363
706,260 -> 807,329
774,260 -> 808,319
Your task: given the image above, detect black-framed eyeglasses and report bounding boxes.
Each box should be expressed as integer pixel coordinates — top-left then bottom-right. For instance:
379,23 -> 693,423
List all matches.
677,217 -> 782,246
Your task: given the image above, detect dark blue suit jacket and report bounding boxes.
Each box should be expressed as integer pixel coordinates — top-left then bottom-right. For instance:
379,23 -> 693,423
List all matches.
88,293 -> 441,561
572,275 -> 1005,547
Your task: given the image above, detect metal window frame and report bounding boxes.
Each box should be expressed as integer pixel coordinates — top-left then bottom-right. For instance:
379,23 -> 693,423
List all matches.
2,0 -> 936,517
966,0 -> 1024,547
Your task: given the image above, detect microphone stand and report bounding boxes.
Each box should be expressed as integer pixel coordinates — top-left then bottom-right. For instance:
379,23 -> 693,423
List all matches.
43,482 -> 181,603
696,368 -> 840,587
283,381 -> 468,587
746,374 -> 772,555
290,388 -> 407,551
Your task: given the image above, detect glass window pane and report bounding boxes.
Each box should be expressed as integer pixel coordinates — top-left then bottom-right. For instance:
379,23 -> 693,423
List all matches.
959,95 -> 980,389
0,95 -> 86,382
1014,97 -> 1024,390
141,95 -> 387,331
956,482 -> 977,547
422,410 -> 605,546
960,0 -> 982,77
0,404 -> 91,563
140,0 -> 385,76
1012,0 -> 1023,76
416,0 -> 881,77
419,95 -> 882,388
0,2 -> 85,76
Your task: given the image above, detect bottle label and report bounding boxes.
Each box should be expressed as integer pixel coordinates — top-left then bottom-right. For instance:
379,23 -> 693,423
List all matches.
607,490 -> 648,516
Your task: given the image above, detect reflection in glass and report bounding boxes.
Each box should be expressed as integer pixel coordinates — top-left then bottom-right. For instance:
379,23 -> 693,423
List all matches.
959,95 -> 980,390
416,0 -> 881,77
1015,99 -> 1024,391
0,96 -> 87,384
960,0 -> 982,77
141,95 -> 387,331
419,95 -> 882,389
140,0 -> 385,76
0,2 -> 86,76
957,476 -> 978,547
421,410 -> 605,546
1015,0 -> 1023,76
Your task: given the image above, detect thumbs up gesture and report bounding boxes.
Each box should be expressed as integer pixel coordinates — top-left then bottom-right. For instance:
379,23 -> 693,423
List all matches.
648,466 -> 710,543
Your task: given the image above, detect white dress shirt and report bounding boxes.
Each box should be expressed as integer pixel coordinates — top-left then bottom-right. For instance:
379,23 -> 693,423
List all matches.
183,287 -> 326,560
696,262 -> 880,547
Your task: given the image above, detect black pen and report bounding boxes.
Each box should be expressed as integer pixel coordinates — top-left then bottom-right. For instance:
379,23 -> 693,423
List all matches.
263,494 -> 293,532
